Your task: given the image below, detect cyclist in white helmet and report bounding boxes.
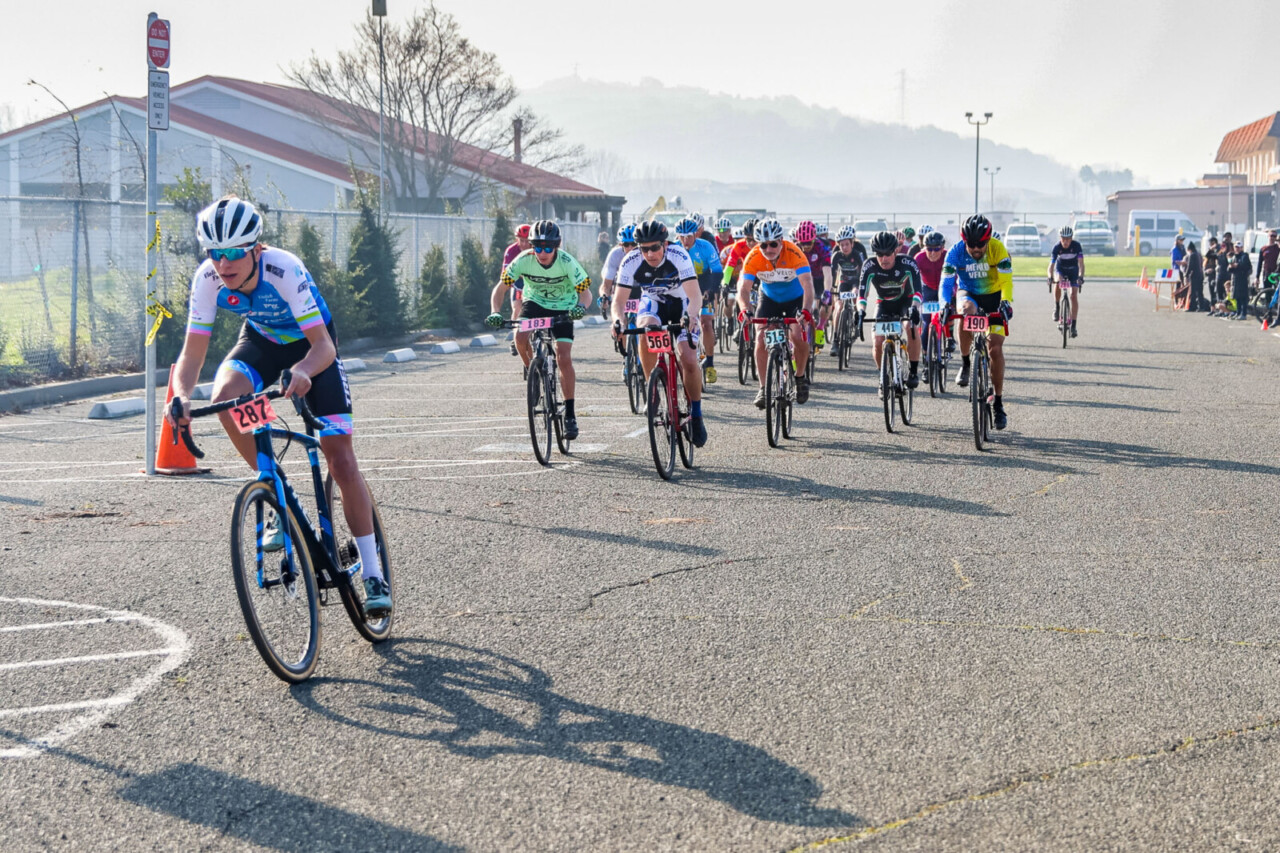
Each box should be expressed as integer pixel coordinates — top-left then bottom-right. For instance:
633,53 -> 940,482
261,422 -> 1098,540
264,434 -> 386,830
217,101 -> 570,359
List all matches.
167,196 -> 391,618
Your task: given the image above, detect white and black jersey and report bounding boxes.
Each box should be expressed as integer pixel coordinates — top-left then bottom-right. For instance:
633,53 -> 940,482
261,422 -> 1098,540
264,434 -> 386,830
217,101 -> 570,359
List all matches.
618,243 -> 697,301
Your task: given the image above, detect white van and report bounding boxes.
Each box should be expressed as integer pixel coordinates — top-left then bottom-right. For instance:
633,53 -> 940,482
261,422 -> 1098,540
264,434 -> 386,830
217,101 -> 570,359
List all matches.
1126,210 -> 1203,256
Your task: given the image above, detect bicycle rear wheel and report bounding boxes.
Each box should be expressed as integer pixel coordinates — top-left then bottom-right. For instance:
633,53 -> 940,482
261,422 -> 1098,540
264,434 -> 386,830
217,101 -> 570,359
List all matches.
882,346 -> 896,433
646,366 -> 676,480
675,363 -> 694,470
230,480 -> 320,683
325,473 -> 394,643
527,359 -> 553,466
782,355 -> 795,439
765,349 -> 783,448
737,328 -> 750,385
900,353 -> 914,426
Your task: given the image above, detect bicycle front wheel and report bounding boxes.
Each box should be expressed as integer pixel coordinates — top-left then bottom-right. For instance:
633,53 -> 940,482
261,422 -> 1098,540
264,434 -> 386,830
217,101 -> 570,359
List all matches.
882,347 -> 896,433
971,352 -> 987,451
325,473 -> 394,643
230,480 -> 320,683
926,327 -> 940,398
900,354 -> 914,426
675,363 -> 694,470
647,366 -> 676,480
527,360 -> 553,466
765,350 -> 783,448
1061,296 -> 1070,348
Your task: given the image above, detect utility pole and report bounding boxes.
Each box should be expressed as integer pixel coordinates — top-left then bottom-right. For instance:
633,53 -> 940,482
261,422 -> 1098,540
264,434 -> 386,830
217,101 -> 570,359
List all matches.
373,0 -> 387,221
966,112 -> 992,214
984,166 -> 1001,212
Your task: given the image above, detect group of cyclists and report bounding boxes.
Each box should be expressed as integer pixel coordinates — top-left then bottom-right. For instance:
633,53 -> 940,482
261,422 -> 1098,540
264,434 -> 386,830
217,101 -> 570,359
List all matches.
488,210 -> 1026,439
161,195 -> 1090,626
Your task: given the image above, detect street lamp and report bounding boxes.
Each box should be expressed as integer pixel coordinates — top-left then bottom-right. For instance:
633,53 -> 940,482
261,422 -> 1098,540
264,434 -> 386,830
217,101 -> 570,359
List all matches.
966,111 -> 992,214
984,166 -> 1001,212
373,0 -> 387,221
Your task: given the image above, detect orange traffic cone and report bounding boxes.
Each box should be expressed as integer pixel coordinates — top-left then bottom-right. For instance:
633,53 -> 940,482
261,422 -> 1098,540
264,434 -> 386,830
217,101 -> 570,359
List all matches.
151,366 -> 211,476
1136,267 -> 1149,292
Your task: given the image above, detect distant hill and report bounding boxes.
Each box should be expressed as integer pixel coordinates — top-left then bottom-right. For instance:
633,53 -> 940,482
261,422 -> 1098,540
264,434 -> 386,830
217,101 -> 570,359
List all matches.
523,77 -> 1082,213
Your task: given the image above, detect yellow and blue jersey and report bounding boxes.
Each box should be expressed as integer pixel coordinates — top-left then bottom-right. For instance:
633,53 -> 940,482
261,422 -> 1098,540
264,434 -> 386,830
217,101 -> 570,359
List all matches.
940,238 -> 1013,304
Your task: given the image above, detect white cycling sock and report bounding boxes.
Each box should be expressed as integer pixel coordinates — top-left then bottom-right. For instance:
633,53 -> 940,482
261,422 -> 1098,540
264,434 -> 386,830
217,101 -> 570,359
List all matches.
355,534 -> 382,581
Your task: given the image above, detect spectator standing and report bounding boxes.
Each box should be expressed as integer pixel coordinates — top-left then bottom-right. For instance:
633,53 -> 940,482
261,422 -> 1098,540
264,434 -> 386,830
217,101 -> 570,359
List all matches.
596,230 -> 612,265
1185,239 -> 1205,311
1170,235 -> 1187,309
1215,233 -> 1233,307
1229,241 -> 1253,319
1255,230 -> 1279,295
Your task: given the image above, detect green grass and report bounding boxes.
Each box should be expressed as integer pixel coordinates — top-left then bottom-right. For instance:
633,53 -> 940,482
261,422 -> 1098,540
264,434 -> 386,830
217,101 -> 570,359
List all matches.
1010,255 -> 1172,279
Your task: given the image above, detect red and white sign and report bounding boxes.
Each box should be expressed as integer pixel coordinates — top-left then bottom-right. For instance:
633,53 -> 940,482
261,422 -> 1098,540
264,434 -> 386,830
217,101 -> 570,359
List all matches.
147,16 -> 170,69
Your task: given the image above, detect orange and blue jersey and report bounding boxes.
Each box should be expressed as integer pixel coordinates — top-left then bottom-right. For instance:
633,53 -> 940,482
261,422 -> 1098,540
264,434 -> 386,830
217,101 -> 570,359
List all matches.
740,240 -> 811,302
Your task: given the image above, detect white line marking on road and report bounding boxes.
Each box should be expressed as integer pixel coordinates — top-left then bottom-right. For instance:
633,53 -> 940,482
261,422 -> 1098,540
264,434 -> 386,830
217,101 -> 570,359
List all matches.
0,474 -> 148,485
473,443 -> 608,453
0,616 -> 142,633
0,696 -> 130,719
367,462 -> 582,481
624,426 -> 648,439
0,648 -> 177,672
0,596 -> 190,760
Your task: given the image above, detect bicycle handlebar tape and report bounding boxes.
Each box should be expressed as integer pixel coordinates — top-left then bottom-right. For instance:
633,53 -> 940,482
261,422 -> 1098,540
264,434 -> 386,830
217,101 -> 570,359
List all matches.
149,365 -> 211,476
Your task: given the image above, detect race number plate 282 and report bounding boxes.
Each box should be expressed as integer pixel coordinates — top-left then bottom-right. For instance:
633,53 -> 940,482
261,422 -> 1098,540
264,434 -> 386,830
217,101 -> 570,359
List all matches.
519,317 -> 554,332
873,321 -> 903,336
230,397 -> 278,434
962,315 -> 989,332
644,329 -> 674,353
764,328 -> 788,347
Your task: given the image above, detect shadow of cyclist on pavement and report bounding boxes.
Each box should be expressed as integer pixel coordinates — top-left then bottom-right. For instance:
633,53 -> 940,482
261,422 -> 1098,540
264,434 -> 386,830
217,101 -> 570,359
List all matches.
289,639 -> 860,829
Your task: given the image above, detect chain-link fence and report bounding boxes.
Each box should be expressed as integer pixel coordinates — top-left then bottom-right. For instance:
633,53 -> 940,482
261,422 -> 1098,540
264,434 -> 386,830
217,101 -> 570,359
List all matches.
0,196 -> 602,388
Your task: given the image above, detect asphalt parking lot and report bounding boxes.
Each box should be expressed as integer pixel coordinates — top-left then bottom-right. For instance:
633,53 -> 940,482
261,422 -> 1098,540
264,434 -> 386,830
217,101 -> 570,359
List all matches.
3,279 -> 1280,851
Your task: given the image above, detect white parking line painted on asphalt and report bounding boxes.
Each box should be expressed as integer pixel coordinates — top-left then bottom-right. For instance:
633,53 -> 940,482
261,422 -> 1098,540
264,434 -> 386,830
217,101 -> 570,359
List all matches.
0,596 -> 190,760
0,616 -> 142,633
0,648 -> 178,672
0,474 -> 149,485
365,461 -> 582,482
473,443 -> 609,453
0,696 -> 130,720
624,426 -> 648,439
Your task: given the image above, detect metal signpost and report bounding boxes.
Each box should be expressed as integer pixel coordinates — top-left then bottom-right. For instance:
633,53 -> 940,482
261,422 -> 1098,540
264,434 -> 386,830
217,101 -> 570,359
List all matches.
145,12 -> 169,475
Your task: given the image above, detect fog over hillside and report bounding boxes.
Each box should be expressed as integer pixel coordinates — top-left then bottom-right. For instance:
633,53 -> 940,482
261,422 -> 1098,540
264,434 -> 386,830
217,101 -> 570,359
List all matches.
523,77 -> 1089,213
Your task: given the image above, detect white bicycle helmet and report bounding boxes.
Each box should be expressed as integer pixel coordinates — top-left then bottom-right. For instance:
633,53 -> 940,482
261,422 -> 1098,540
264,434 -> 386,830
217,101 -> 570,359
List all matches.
814,222 -> 830,237
732,226 -> 744,239
196,197 -> 263,250
836,225 -> 857,242
689,212 -> 706,229
715,217 -> 733,231
754,218 -> 785,243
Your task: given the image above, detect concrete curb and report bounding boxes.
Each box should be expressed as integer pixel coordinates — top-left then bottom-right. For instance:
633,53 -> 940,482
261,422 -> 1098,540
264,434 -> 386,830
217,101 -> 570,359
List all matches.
0,369 -> 170,414
469,335 -> 498,348
88,398 -> 148,420
345,358 -> 367,372
429,341 -> 462,354
383,348 -> 417,363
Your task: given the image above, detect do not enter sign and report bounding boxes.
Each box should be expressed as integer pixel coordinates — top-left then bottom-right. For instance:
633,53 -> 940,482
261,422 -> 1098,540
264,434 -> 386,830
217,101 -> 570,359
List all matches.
147,16 -> 170,69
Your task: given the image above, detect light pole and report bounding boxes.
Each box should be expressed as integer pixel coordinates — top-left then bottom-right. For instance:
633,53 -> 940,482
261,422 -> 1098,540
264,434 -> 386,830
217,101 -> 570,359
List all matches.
966,111 -> 992,214
984,166 -> 1001,212
373,0 -> 387,221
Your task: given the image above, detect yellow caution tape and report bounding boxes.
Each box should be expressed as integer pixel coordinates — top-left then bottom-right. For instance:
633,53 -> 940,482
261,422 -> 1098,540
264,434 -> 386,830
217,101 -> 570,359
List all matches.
145,289 -> 172,347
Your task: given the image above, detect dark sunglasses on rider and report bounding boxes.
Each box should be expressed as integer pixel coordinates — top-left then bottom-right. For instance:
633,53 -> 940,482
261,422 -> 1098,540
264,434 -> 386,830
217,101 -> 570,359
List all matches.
760,241 -> 781,249
532,243 -> 558,254
623,242 -> 637,249
208,246 -> 254,262
875,251 -> 896,258
639,243 -> 665,254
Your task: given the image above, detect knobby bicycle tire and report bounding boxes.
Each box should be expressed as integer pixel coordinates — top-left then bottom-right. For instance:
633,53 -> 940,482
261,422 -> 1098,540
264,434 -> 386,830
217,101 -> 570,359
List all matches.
1061,294 -> 1070,349
782,352 -> 795,439
900,350 -> 914,426
971,347 -> 987,451
675,361 -> 694,470
325,473 -> 394,643
230,480 -> 320,683
766,348 -> 784,447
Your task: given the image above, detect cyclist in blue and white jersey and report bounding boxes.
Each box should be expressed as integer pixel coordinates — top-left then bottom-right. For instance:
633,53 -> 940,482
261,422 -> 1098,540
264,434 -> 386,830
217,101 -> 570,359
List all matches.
1048,226 -> 1084,337
167,197 -> 390,618
674,217 -> 724,383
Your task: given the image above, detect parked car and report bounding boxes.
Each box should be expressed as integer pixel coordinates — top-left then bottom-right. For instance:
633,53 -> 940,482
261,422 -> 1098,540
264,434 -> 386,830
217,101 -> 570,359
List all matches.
1069,217 -> 1117,256
716,209 -> 771,229
1003,223 -> 1042,255
853,219 -> 890,237
1126,209 -> 1202,256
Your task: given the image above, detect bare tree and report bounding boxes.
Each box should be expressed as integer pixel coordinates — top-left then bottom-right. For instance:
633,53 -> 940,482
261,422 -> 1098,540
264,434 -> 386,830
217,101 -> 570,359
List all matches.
29,80 -> 97,364
288,4 -> 580,212
582,148 -> 631,192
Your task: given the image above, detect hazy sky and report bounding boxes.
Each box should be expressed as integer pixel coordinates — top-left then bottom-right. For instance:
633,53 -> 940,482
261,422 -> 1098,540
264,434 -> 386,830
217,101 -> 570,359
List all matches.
1,0 -> 1269,186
